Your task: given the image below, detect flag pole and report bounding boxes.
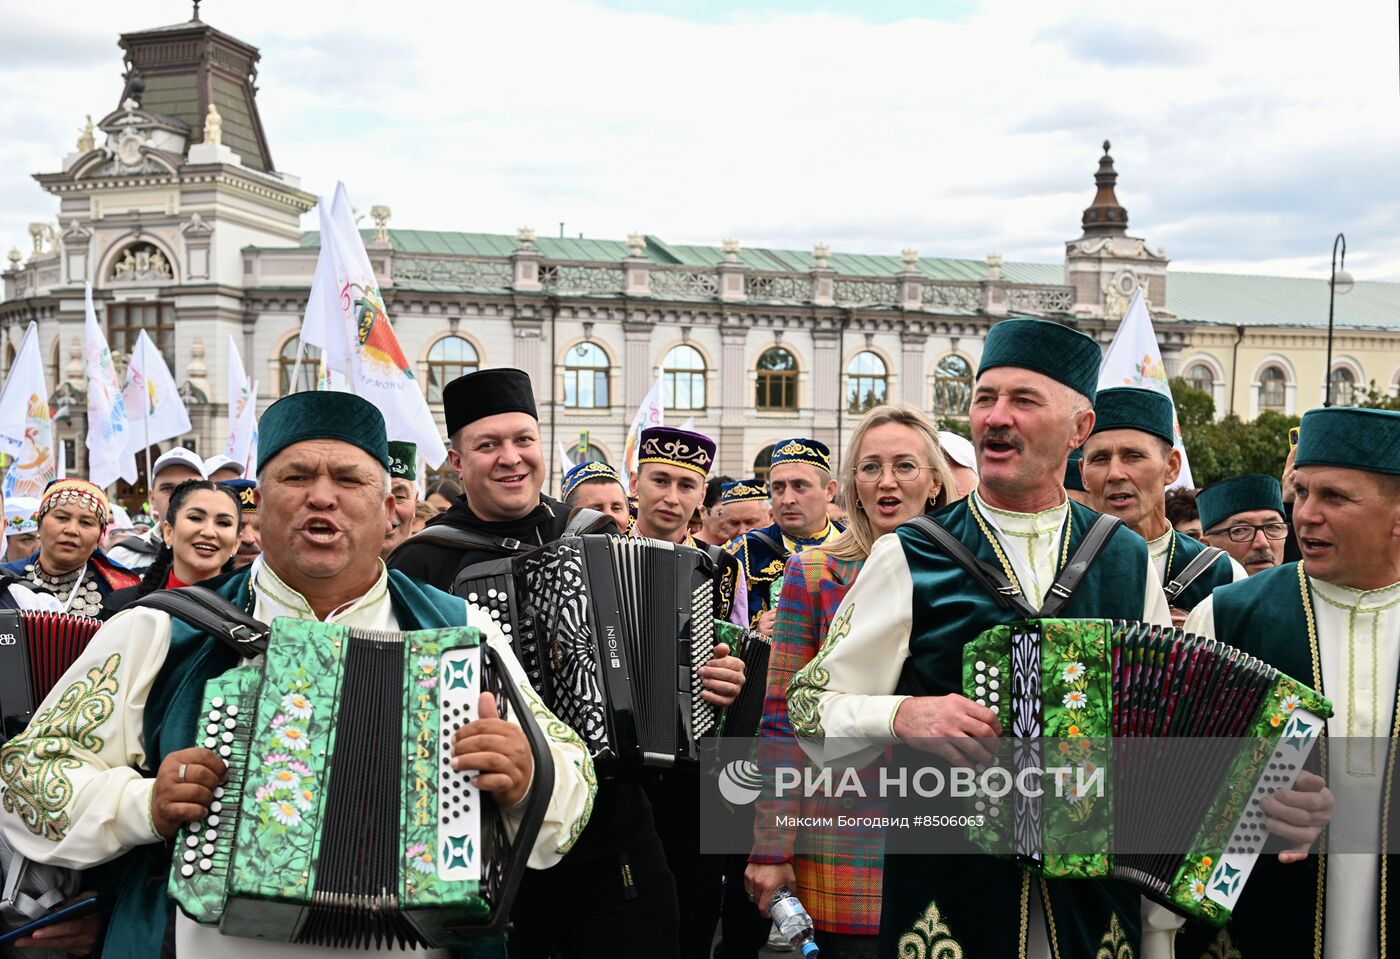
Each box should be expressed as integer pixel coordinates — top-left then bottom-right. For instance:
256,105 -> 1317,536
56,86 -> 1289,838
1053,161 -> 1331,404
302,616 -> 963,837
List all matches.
288,338 -> 308,394
141,336 -> 153,514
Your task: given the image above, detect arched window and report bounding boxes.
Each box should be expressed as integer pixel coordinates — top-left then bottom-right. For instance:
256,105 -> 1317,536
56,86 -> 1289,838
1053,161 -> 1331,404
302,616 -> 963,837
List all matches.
279,336 -> 321,396
661,345 -> 706,411
846,351 -> 888,414
753,444 -> 775,481
933,354 -> 973,417
1183,363 -> 1214,395
426,336 -> 479,403
755,347 -> 798,411
563,342 -> 610,409
1330,366 -> 1357,407
1258,365 -> 1287,412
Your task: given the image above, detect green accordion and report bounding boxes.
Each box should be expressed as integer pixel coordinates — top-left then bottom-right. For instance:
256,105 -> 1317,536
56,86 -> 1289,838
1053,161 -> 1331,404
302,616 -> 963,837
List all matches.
961,618 -> 1332,927
167,618 -> 554,948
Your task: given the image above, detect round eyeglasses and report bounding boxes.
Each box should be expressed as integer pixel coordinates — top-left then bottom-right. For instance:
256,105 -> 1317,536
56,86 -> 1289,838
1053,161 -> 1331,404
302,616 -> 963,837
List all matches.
854,461 -> 931,484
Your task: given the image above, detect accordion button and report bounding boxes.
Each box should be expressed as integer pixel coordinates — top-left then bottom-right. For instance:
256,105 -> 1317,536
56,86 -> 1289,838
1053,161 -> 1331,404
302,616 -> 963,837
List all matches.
213,787 -> 224,799
181,864 -> 195,878
184,850 -> 197,863
205,829 -> 217,842
203,738 -> 217,749
202,843 -> 215,856
218,746 -> 232,758
225,718 -> 237,730
199,858 -> 213,872
468,593 -> 479,602
206,724 -> 218,735
210,801 -> 223,813
208,711 -> 221,721
502,625 -> 512,634
208,815 -> 221,827
975,660 -> 985,670
989,667 -> 1000,677
221,732 -> 234,744
226,705 -> 239,717
186,836 -> 199,848
212,698 -> 225,709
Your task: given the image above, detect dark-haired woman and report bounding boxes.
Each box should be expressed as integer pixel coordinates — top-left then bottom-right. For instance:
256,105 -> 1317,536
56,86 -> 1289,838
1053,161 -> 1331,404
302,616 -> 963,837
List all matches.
102,480 -> 241,616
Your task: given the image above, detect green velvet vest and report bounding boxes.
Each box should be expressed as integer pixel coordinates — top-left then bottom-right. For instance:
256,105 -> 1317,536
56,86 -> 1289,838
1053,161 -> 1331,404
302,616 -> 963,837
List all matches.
881,500 -> 1150,958
1166,529 -> 1238,613
1180,562 -> 1400,959
99,568 -> 473,959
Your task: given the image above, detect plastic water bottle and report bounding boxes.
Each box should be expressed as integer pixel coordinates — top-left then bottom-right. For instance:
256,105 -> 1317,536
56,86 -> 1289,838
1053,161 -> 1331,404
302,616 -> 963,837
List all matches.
770,885 -> 820,957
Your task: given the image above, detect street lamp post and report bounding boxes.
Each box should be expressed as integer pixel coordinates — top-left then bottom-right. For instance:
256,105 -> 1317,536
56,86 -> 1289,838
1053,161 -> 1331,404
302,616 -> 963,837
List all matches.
1325,232 -> 1354,407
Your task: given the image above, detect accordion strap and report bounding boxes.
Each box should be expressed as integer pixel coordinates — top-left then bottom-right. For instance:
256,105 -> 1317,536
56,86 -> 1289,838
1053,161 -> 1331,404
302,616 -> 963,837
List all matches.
1038,513 -> 1122,618
905,516 -> 1038,618
129,586 -> 270,659
747,529 -> 790,562
1163,545 -> 1226,605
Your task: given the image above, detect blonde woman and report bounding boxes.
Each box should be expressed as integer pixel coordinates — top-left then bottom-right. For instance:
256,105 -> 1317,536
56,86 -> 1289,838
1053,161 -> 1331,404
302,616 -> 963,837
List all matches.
744,404 -> 954,958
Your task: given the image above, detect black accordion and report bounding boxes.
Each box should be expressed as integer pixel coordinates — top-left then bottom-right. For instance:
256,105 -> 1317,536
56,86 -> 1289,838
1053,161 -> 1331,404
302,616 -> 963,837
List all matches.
459,534 -> 717,769
0,610 -> 103,740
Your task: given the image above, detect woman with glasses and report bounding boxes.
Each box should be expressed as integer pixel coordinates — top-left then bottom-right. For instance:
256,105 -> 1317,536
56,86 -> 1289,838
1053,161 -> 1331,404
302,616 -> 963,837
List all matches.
1196,474 -> 1290,576
744,404 -> 955,958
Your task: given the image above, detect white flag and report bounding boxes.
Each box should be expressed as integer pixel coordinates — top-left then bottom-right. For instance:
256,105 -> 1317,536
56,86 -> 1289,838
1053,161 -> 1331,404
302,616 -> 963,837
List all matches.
84,284 -> 138,488
622,374 -> 665,480
1097,287 -> 1194,489
297,182 -> 446,468
224,335 -> 258,472
0,322 -> 57,498
678,417 -> 696,432
558,441 -> 575,472
122,330 -> 192,453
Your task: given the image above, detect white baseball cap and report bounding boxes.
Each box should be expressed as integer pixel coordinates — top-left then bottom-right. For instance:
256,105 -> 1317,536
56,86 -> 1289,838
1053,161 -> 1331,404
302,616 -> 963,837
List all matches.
151,446 -> 206,480
202,454 -> 243,479
938,431 -> 978,475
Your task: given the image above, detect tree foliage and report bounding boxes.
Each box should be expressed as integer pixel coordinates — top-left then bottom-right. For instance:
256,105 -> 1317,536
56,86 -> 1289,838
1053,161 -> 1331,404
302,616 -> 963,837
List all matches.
1169,378 -> 1298,487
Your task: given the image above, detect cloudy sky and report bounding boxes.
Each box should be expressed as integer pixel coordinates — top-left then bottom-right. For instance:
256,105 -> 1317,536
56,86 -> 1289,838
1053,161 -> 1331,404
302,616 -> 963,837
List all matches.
3,0 -> 1398,278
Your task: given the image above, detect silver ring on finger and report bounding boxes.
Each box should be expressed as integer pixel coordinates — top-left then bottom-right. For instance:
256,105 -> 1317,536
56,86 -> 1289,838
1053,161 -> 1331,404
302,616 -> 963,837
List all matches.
177,763 -> 188,783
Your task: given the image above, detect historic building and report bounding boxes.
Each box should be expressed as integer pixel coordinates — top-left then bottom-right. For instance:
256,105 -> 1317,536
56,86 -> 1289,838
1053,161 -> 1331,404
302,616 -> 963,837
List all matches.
5,12 -> 1400,503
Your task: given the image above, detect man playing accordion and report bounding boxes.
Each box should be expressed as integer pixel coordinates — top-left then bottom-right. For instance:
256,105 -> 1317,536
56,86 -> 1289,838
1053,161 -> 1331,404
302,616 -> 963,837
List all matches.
0,391 -> 597,958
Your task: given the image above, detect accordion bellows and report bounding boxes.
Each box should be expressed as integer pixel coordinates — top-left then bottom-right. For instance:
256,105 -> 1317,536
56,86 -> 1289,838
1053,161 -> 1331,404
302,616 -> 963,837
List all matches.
168,619 -> 550,948
0,610 -> 102,739
962,618 -> 1332,927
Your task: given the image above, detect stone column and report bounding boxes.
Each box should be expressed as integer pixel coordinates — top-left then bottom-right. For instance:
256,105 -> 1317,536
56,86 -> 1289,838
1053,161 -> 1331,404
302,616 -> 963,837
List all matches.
718,239 -> 746,303
511,227 -> 542,292
899,249 -> 923,311
810,244 -> 835,306
623,313 -> 654,409
512,316 -> 544,401
900,329 -> 927,407
980,253 -> 1008,316
719,320 -> 749,476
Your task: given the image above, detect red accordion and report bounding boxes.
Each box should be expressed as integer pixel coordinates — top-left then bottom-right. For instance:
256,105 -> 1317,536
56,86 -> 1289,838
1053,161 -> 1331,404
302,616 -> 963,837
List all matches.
0,610 -> 103,739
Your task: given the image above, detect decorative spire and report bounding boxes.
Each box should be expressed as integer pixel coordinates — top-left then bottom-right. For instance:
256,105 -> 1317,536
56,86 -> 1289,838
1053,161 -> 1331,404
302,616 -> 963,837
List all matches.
192,0 -> 202,22
1081,139 -> 1128,236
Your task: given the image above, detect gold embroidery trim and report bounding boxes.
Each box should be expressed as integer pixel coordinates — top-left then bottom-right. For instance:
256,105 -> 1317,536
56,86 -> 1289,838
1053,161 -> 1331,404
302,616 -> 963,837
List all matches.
1094,912 -> 1132,959
787,603 -> 852,739
1296,562 -> 1328,959
896,898 -> 964,959
1039,876 -> 1063,959
0,653 -> 122,841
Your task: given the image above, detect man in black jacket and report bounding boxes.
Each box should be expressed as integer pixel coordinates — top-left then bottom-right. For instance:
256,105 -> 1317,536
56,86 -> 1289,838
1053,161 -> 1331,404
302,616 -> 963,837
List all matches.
389,368 -> 577,586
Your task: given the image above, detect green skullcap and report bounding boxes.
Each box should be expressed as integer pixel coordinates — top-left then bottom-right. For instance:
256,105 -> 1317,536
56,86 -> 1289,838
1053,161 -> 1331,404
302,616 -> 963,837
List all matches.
387,441 -> 417,480
255,391 -> 390,474
1064,448 -> 1085,492
1196,475 -> 1285,531
1295,407 -> 1400,476
977,317 -> 1102,402
1090,387 -> 1176,447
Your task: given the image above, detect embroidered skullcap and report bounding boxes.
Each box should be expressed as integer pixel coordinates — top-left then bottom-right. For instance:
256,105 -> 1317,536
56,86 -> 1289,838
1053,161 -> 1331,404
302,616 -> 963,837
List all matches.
977,317 -> 1102,403
1090,387 -> 1176,447
638,427 -> 715,479
562,461 -> 622,500
719,478 -> 769,505
38,479 -> 110,527
1064,447 -> 1085,492
769,438 -> 832,474
221,479 -> 259,515
1294,407 -> 1400,476
255,391 -> 390,474
4,497 -> 39,537
1196,475 -> 1285,531
443,368 -> 538,437
387,441 -> 418,481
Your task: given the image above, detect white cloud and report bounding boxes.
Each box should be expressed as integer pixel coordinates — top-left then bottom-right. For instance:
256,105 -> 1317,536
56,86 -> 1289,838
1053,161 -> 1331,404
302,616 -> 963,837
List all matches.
1,0 -> 1398,278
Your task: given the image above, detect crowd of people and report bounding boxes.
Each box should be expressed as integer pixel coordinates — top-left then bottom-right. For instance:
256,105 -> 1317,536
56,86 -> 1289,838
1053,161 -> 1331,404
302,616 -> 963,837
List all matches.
0,316 -> 1393,959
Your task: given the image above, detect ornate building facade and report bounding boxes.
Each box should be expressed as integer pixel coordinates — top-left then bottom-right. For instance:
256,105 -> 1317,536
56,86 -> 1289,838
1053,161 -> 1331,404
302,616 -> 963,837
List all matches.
5,13 -> 1400,501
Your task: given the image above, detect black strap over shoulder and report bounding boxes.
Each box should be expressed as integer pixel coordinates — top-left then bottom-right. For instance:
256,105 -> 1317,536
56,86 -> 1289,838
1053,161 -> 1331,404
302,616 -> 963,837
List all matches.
129,586 -> 271,660
906,516 -> 1037,618
1164,545 -> 1226,605
906,511 -> 1122,619
747,529 -> 790,562
1037,513 -> 1122,618
562,507 -> 615,537
394,524 -> 532,558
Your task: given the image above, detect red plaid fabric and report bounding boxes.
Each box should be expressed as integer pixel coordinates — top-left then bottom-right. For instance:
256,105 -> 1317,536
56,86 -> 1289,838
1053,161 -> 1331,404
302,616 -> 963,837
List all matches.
748,549 -> 884,936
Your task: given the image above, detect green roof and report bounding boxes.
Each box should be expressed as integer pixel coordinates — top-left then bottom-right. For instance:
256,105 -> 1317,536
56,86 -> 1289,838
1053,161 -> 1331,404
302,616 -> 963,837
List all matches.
1166,272 -> 1400,331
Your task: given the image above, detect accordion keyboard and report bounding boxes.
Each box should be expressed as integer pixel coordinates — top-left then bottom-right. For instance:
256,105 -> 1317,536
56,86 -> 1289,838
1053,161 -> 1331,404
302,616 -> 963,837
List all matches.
170,669 -> 258,923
